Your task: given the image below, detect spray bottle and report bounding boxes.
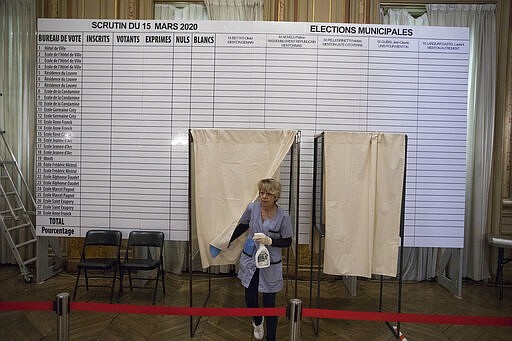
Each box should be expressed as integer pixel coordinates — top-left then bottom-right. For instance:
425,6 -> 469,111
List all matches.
253,233 -> 270,268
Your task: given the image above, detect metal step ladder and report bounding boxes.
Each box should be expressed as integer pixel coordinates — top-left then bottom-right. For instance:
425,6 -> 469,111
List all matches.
0,130 -> 63,282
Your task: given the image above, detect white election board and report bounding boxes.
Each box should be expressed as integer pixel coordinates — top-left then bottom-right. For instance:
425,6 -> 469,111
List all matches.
35,19 -> 469,247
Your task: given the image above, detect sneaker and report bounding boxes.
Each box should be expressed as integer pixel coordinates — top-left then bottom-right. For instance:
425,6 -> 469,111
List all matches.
252,317 -> 264,340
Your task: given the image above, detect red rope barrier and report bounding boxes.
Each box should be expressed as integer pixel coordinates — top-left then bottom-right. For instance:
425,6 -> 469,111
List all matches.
302,308 -> 512,327
1,301 -> 511,327
0,301 -> 53,311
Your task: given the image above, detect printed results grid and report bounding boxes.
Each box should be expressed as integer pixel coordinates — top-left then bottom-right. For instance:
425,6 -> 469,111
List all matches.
36,28 -> 468,247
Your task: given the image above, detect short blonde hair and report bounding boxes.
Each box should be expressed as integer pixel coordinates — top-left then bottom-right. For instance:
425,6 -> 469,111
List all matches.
257,178 -> 281,200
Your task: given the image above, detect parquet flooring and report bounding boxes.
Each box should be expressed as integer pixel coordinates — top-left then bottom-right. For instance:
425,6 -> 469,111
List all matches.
0,264 -> 511,340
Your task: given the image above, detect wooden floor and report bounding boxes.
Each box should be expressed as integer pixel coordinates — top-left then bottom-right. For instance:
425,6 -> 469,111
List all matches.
0,264 -> 511,340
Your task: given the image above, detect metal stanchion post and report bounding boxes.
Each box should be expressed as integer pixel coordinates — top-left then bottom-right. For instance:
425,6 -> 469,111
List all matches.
55,292 -> 70,341
287,298 -> 302,341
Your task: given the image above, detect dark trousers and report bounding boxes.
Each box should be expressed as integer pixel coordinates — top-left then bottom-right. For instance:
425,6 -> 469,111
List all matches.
245,269 -> 277,341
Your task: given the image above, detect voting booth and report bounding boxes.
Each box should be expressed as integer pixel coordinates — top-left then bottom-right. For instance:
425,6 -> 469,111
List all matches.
309,131 -> 407,335
188,128 -> 300,336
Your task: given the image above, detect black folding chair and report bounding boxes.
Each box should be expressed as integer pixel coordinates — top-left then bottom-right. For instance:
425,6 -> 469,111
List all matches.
487,234 -> 512,300
118,230 -> 165,305
72,229 -> 122,303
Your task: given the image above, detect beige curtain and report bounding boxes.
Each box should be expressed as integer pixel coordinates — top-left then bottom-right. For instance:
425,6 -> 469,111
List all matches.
381,8 -> 429,26
427,3 -> 496,283
381,4 -> 496,282
0,0 -> 36,264
323,132 -> 405,277
204,0 -> 264,20
154,2 -> 209,20
191,128 -> 296,269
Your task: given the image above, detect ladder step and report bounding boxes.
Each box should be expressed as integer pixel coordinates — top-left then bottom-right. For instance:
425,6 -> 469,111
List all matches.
0,131 -> 63,282
1,207 -> 24,216
8,222 -> 32,232
23,257 -> 37,266
16,239 -> 37,248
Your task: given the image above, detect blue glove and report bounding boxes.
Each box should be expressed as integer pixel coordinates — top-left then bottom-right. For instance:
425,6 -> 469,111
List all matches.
243,236 -> 256,254
209,244 -> 222,257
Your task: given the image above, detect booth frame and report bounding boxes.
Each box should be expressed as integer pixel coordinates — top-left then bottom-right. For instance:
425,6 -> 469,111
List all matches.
308,131 -> 408,338
188,129 -> 301,337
